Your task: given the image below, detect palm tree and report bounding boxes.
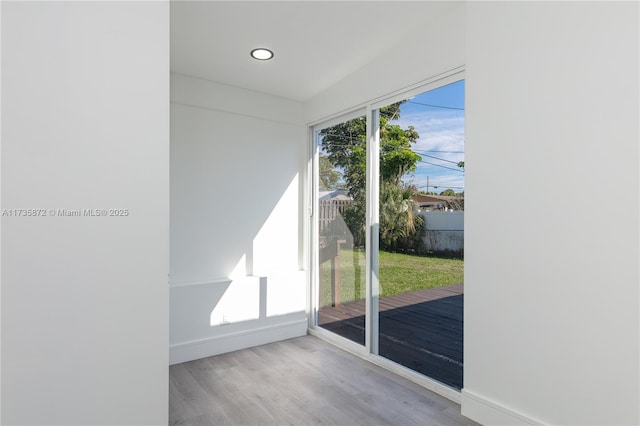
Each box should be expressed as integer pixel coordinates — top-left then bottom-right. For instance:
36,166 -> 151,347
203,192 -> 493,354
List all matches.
379,182 -> 425,253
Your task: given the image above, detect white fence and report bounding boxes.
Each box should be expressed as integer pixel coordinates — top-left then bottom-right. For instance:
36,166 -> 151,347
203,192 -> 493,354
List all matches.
318,199 -> 352,237
418,211 -> 464,253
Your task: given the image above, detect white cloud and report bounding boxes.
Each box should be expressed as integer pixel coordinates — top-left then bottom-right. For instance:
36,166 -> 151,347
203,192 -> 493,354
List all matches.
393,111 -> 464,153
391,109 -> 465,192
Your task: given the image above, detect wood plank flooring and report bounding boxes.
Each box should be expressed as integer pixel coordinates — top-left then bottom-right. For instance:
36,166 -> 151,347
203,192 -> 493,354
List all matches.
318,284 -> 464,390
169,335 -> 476,426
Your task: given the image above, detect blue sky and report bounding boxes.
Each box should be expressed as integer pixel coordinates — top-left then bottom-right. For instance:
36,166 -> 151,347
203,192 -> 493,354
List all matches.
393,79 -> 465,194
318,79 -> 464,195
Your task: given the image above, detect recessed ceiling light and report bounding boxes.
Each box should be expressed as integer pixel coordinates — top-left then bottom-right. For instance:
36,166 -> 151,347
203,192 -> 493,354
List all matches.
250,48 -> 274,61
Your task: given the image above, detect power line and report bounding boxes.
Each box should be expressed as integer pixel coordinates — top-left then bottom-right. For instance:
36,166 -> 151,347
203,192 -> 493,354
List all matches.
414,151 -> 462,165
406,100 -> 464,111
420,150 -> 464,154
418,160 -> 465,173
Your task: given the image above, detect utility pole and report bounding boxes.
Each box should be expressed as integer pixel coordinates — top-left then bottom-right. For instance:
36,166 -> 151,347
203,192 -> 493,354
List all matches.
426,176 -> 429,194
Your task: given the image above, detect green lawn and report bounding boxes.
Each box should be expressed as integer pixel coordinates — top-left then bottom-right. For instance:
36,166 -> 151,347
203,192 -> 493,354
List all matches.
319,249 -> 463,307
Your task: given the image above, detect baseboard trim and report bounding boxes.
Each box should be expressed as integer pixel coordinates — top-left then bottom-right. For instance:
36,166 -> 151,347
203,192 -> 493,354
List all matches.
169,318 -> 308,365
461,389 -> 544,425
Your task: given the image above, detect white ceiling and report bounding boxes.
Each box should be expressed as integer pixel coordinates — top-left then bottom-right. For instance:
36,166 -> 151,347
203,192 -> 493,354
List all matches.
170,1 -> 459,102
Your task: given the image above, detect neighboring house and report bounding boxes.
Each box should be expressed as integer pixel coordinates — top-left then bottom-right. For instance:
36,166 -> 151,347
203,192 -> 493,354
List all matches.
412,194 -> 464,211
318,189 -> 352,202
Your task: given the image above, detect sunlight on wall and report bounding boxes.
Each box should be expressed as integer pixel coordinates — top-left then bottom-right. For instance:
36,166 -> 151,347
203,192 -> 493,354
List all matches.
228,254 -> 248,279
266,272 -> 306,317
208,176 -> 302,327
252,176 -> 299,276
209,277 -> 261,326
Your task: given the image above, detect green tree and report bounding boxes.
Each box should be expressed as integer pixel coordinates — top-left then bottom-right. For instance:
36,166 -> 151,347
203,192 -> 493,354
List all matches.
379,116 -> 421,185
319,102 -> 423,249
319,103 -> 421,198
379,182 -> 425,253
440,188 -> 456,196
319,155 -> 341,190
319,116 -> 367,198
342,195 -> 366,247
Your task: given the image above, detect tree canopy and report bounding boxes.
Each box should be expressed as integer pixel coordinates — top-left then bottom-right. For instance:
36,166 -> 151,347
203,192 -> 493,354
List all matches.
319,102 -> 421,198
319,102 -> 425,251
319,155 -> 341,191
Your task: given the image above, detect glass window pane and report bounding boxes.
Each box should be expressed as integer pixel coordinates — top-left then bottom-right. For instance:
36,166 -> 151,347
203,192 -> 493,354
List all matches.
377,80 -> 465,389
316,115 -> 367,346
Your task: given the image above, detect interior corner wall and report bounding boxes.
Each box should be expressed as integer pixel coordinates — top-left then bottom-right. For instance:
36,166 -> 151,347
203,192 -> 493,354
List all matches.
1,2 -> 170,425
463,2 -> 639,425
169,74 -> 308,364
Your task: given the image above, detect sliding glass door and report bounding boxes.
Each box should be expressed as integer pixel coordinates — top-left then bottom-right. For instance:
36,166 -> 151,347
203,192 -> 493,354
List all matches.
311,74 -> 465,391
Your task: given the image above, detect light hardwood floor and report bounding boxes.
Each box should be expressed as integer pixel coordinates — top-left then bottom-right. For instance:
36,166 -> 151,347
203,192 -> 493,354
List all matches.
169,335 -> 477,426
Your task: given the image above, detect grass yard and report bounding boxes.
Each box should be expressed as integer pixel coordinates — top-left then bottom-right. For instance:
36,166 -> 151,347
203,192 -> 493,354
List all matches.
319,249 -> 463,307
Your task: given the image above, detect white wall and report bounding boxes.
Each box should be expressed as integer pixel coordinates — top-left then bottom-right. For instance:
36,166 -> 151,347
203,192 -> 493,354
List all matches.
419,211 -> 464,252
169,74 -> 307,364
463,2 -> 639,425
306,3 -> 465,124
1,2 -> 170,425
